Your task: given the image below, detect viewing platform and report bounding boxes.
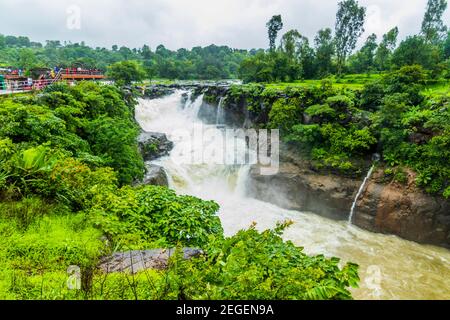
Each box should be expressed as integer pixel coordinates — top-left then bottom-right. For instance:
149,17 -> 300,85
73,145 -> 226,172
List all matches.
0,68 -> 107,95
60,69 -> 106,81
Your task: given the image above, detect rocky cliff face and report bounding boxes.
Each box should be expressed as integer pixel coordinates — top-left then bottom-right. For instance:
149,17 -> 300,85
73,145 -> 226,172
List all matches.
146,85 -> 450,248
355,169 -> 450,247
247,160 -> 450,248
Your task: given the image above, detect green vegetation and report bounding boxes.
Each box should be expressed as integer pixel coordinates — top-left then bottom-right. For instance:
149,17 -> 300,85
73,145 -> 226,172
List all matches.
106,60 -> 146,86
218,65 -> 449,197
2,1 -> 449,84
0,82 -> 359,300
0,0 -> 448,302
0,36 -> 249,80
239,0 -> 449,84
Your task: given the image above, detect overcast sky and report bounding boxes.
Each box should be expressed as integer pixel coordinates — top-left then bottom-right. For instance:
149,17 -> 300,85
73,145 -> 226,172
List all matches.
0,0 -> 448,50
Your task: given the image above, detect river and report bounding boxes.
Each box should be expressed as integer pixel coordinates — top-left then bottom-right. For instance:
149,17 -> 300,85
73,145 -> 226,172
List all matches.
135,91 -> 450,300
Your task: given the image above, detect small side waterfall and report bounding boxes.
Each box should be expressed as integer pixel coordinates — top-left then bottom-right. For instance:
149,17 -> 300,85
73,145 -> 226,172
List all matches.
216,97 -> 225,125
134,92 -> 450,300
186,94 -> 204,119
348,165 -> 375,224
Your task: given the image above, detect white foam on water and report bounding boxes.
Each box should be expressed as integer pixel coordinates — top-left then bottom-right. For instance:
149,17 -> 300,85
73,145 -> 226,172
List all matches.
135,91 -> 450,300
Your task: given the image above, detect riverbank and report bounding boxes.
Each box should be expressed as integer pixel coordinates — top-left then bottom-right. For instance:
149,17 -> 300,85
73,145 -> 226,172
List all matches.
0,82 -> 363,300
135,90 -> 450,299
153,73 -> 449,248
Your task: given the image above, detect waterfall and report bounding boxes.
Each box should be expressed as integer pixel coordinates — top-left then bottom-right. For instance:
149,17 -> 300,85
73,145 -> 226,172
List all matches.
216,97 -> 225,125
348,165 -> 375,224
235,165 -> 250,198
134,91 -> 450,300
186,94 -> 204,120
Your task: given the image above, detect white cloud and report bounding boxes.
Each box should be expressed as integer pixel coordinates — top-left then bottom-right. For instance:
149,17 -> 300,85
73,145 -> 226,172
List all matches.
0,0 -> 448,50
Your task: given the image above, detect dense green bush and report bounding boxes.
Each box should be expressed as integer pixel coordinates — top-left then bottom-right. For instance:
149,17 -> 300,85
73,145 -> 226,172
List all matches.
268,98 -> 301,133
0,222 -> 359,300
0,82 -> 143,189
163,222 -> 359,300
85,116 -> 143,185
0,82 -> 363,301
90,185 -> 223,249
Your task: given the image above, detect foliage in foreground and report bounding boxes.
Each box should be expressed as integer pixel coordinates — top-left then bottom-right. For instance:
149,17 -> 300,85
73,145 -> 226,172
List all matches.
169,222 -> 359,300
0,82 -> 359,300
0,213 -> 359,300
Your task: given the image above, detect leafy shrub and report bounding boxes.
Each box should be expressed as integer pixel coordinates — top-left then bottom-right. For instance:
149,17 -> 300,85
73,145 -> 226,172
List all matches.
91,186 -> 223,249
326,95 -> 355,112
268,98 -> 300,133
305,103 -> 335,117
86,116 -> 144,185
168,222 -> 359,300
49,157 -> 117,209
0,197 -> 58,230
286,124 -> 321,146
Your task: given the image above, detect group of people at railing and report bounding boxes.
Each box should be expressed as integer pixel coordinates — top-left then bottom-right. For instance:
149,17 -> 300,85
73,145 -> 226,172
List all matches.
61,67 -> 103,75
0,78 -> 55,92
0,66 -> 105,93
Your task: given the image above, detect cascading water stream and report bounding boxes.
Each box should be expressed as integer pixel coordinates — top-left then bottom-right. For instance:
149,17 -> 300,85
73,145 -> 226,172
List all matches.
348,165 -> 375,224
135,91 -> 450,300
216,97 -> 225,125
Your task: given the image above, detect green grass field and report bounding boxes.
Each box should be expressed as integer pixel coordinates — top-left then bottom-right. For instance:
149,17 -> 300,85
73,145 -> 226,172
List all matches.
137,73 -> 450,96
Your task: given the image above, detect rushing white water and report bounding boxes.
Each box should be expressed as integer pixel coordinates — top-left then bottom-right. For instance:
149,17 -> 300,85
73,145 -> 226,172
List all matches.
216,97 -> 226,125
135,91 -> 450,300
348,165 -> 375,224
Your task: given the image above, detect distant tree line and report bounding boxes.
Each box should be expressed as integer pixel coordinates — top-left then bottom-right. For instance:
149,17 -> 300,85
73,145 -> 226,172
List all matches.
239,0 -> 450,82
0,36 -> 249,80
1,0 -> 448,82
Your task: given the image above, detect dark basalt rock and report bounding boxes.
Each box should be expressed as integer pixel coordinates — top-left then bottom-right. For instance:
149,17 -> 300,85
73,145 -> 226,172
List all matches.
138,131 -> 174,161
141,164 -> 169,187
98,248 -> 203,273
248,161 -> 450,248
144,86 -> 175,99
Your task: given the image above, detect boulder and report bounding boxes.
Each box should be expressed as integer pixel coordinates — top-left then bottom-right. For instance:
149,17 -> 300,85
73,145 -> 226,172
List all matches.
138,131 -> 174,161
142,164 -> 169,187
98,248 -> 203,274
144,86 -> 175,99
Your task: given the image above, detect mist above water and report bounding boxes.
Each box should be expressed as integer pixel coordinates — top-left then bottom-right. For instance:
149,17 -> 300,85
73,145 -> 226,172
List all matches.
135,91 -> 450,300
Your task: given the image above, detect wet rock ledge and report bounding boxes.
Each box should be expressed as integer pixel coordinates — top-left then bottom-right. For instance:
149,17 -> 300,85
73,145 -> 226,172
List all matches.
248,162 -> 450,248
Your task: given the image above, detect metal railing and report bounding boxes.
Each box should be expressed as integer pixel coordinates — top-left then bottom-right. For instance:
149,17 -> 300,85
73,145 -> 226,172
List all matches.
61,69 -> 103,76
0,70 -> 106,95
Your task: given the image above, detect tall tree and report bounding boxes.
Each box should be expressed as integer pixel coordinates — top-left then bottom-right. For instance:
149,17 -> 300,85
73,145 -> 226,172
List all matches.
298,37 -> 316,79
314,28 -> 335,77
334,0 -> 366,75
106,60 -> 146,85
18,48 -> 37,71
421,0 -> 448,44
349,33 -> 377,73
392,36 -> 435,69
267,15 -> 284,51
280,30 -> 303,79
444,31 -> 450,58
375,27 -> 399,71
280,29 -> 302,59
141,45 -> 152,60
